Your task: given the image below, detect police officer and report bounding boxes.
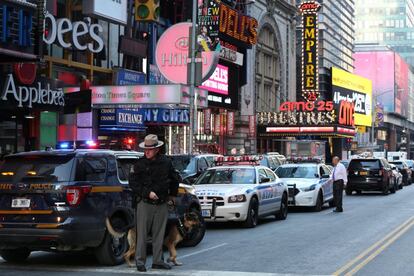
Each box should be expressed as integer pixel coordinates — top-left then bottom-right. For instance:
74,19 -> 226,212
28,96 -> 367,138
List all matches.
129,134 -> 180,272
331,156 -> 348,213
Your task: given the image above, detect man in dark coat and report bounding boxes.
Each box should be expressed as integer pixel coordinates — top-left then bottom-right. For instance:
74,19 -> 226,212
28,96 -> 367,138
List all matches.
129,134 -> 180,272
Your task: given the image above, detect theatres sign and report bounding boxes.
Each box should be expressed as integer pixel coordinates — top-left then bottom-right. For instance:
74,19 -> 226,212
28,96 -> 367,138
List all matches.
299,1 -> 321,101
258,100 -> 355,128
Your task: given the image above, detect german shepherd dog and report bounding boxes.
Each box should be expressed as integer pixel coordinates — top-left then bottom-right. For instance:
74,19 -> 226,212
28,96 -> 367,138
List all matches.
106,211 -> 200,267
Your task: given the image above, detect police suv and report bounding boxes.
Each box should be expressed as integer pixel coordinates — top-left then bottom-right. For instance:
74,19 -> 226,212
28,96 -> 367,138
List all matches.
194,156 -> 288,228
275,161 -> 334,211
0,149 -> 205,265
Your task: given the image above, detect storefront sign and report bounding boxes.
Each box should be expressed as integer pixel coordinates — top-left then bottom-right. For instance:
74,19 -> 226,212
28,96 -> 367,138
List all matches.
249,115 -> 256,138
332,67 -> 372,127
198,0 -> 220,51
220,46 -> 244,66
299,1 -> 321,101
1,74 -> 65,108
155,22 -> 219,85
227,111 -> 235,136
43,12 -> 104,53
200,64 -> 228,95
113,68 -> 146,85
83,0 -> 128,25
219,2 -> 258,47
100,108 -> 145,129
143,108 -> 189,125
204,108 -> 212,135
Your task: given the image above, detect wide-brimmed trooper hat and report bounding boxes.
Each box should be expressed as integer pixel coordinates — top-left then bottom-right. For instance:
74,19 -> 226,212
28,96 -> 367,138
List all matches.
139,134 -> 164,149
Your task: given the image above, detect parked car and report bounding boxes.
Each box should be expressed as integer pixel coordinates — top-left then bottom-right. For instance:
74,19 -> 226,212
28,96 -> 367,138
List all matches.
404,160 -> 414,182
195,156 -> 288,228
169,154 -> 211,184
390,164 -> 403,190
260,154 -> 283,171
390,161 -> 412,186
275,162 -> 334,211
0,150 -> 205,265
347,158 -> 395,195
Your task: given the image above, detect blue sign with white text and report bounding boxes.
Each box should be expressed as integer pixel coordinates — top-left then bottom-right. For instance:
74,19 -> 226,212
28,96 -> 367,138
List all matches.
114,69 -> 146,85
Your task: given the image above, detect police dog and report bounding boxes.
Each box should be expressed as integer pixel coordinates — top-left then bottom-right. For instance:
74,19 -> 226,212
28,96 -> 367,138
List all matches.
106,212 -> 200,267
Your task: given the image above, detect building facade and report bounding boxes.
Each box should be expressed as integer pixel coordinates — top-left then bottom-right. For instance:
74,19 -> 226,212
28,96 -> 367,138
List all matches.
230,0 -> 297,154
355,0 -> 414,67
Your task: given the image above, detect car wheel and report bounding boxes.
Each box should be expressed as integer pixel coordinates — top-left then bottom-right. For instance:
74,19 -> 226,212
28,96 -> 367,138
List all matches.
275,193 -> 288,220
356,190 -> 362,195
95,217 -> 128,266
313,192 -> 323,212
345,188 -> 353,196
243,197 -> 259,228
181,207 -> 206,247
0,248 -> 30,263
390,183 -> 396,194
399,182 -> 403,189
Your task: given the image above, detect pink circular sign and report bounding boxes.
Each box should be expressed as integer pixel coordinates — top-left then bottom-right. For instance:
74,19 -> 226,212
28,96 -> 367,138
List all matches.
155,22 -> 218,84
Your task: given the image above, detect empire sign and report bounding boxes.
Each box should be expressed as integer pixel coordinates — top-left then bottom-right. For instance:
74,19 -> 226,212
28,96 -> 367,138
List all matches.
299,1 -> 321,102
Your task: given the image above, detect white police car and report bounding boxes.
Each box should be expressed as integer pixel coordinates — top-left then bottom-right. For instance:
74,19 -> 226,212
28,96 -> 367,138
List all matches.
275,162 -> 334,211
194,156 -> 288,228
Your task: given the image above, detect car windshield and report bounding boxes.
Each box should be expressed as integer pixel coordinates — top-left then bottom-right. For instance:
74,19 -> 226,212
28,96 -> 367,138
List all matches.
170,156 -> 196,177
0,155 -> 75,183
349,160 -> 381,170
405,160 -> 413,167
275,165 -> 318,178
195,168 -> 256,185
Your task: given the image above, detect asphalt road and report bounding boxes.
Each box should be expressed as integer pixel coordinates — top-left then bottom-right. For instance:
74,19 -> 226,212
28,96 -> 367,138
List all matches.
3,186 -> 414,276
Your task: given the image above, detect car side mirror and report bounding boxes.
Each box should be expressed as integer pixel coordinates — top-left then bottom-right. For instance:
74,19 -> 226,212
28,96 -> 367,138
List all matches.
260,177 -> 271,184
321,174 -> 330,179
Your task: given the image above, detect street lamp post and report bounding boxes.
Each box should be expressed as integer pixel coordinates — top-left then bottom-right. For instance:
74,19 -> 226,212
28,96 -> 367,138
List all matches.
188,0 -> 198,154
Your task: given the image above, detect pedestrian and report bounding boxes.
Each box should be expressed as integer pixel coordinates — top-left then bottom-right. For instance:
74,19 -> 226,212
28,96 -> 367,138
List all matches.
331,156 -> 347,213
129,134 -> 180,272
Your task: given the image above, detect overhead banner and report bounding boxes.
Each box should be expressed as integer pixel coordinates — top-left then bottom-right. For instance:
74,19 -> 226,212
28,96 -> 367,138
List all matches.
332,67 -> 373,127
204,108 -> 212,135
227,111 -> 235,136
248,115 -> 256,138
197,0 -> 220,51
299,1 -> 321,101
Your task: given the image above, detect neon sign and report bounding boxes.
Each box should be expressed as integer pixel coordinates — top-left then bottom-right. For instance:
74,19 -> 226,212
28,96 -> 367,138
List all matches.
299,1 -> 321,101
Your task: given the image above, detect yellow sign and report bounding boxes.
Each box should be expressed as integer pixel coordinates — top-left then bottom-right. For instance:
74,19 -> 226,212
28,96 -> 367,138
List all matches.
332,67 -> 373,127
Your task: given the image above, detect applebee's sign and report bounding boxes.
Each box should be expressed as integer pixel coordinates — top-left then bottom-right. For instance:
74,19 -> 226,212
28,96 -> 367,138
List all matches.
1,74 -> 65,108
43,12 -> 104,53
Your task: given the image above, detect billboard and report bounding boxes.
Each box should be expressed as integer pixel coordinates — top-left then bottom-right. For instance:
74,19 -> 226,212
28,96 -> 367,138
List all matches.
83,0 -> 128,24
331,67 -> 373,127
200,64 -> 228,95
395,54 -> 409,117
354,51 -> 395,113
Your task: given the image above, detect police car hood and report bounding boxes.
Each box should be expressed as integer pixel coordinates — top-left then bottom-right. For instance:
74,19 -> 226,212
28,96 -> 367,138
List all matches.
281,178 -> 321,188
195,184 -> 255,197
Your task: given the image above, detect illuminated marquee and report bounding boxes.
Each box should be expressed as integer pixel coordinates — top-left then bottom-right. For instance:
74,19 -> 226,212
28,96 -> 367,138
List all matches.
299,1 -> 321,102
219,3 -> 258,46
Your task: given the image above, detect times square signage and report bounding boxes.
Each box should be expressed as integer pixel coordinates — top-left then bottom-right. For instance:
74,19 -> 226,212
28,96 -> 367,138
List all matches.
299,1 -> 321,102
257,100 -> 355,127
43,12 -> 104,53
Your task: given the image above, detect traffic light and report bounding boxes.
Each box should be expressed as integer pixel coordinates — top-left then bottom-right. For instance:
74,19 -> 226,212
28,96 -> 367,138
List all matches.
135,0 -> 160,22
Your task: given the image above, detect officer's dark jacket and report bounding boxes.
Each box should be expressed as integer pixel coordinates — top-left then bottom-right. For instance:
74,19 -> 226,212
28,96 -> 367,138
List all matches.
129,154 -> 180,201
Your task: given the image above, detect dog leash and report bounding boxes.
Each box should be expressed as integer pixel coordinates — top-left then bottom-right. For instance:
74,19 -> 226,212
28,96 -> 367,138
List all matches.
168,200 -> 187,237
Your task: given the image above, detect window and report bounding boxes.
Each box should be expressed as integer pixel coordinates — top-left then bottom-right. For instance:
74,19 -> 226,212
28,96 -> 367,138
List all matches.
322,166 -> 331,176
75,157 -> 107,182
198,158 -> 209,172
117,158 -> 138,182
265,169 -> 276,182
258,169 -> 268,182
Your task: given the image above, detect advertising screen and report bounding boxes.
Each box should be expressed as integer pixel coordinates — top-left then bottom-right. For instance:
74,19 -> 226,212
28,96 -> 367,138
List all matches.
331,67 -> 373,127
353,51 -> 395,113
200,64 -> 228,95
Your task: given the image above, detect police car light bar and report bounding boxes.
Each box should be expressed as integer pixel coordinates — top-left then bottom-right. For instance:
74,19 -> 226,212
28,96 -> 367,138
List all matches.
215,155 -> 263,165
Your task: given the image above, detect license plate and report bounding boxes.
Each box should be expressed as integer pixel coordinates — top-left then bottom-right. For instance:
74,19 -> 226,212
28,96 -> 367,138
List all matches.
360,171 -> 368,176
11,198 -> 31,208
201,209 -> 211,218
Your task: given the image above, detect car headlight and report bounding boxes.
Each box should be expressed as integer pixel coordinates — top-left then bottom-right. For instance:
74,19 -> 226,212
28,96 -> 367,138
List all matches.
301,184 -> 317,192
228,194 -> 247,203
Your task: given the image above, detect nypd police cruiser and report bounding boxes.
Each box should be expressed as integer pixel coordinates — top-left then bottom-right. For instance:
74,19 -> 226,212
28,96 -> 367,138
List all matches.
194,156 -> 288,228
275,162 -> 334,211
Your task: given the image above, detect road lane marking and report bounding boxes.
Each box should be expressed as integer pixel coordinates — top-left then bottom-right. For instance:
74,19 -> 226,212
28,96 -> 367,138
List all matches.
344,219 -> 414,275
333,216 -> 414,275
178,242 -> 228,259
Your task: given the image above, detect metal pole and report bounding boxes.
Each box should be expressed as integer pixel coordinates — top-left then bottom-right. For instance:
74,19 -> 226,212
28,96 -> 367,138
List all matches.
371,94 -> 375,149
188,0 -> 197,154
